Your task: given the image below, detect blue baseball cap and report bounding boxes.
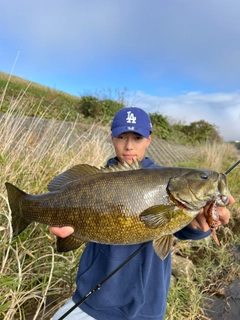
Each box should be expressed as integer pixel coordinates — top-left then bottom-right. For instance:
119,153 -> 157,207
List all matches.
111,107 -> 152,138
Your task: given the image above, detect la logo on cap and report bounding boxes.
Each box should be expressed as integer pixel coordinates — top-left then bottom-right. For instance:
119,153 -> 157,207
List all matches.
126,111 -> 136,124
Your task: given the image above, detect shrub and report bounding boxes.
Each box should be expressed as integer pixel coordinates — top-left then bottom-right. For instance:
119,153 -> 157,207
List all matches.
149,113 -> 173,139
78,96 -> 124,123
172,120 -> 223,145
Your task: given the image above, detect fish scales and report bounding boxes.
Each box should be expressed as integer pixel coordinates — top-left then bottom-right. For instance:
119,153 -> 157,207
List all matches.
20,170 -> 173,241
5,161 -> 230,260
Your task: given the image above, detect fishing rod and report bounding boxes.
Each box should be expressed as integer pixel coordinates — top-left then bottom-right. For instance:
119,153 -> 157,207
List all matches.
225,159 -> 240,175
58,159 -> 240,319
58,242 -> 149,320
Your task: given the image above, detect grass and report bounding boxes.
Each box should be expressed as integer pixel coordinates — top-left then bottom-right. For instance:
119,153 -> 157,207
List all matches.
0,71 -> 81,121
0,80 -> 114,319
1,76 -> 240,319
165,143 -> 240,319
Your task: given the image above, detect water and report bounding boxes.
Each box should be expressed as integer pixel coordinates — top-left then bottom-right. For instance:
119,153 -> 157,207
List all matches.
204,244 -> 240,319
204,278 -> 240,319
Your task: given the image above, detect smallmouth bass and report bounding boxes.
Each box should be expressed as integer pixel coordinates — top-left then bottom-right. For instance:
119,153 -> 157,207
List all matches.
5,161 -> 230,260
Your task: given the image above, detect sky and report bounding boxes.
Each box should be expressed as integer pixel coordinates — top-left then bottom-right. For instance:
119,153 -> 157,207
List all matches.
1,0 -> 240,141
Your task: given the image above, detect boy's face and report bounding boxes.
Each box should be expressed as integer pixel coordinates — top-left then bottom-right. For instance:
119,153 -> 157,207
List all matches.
111,132 -> 152,164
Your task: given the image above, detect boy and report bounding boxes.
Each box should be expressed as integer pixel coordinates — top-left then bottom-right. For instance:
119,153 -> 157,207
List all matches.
51,107 -> 233,320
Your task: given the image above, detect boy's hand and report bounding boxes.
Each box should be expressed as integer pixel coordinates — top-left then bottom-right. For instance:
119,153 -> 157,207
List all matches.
189,195 -> 235,231
50,226 -> 74,238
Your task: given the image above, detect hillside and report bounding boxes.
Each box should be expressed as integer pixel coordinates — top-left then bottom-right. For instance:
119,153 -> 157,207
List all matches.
0,71 -> 80,121
0,71 -> 198,165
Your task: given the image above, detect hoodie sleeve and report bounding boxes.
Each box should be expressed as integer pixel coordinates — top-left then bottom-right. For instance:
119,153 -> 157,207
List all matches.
174,225 -> 211,240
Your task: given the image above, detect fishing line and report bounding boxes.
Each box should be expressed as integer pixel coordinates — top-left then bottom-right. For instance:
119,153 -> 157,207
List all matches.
58,241 -> 150,320
225,159 -> 240,175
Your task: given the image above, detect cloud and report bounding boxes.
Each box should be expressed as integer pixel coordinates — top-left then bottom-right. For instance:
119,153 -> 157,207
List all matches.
2,0 -> 240,89
126,91 -> 240,141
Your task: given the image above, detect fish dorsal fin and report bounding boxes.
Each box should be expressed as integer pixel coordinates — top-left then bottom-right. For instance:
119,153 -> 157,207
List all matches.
140,205 -> 175,228
48,160 -> 142,191
48,164 -> 101,191
101,159 -> 142,173
153,235 -> 174,260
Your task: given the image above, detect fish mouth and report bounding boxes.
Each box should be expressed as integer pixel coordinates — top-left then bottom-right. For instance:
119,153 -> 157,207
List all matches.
176,194 -> 229,211
217,194 -> 230,206
174,199 -> 191,210
169,193 -> 192,211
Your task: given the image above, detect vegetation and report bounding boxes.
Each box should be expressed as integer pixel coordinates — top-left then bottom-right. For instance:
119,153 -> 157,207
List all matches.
0,71 -> 226,146
0,72 -> 239,319
78,94 -> 125,123
0,81 -> 113,319
165,142 -> 240,319
172,120 -> 223,145
149,113 -> 173,140
0,71 -> 81,121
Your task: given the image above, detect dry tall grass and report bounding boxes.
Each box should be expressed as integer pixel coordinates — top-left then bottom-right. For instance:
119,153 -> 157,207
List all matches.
165,142 -> 240,320
0,90 -> 113,319
196,141 -> 239,172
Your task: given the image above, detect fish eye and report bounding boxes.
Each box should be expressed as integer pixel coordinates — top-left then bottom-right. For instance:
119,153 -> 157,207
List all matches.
200,173 -> 208,180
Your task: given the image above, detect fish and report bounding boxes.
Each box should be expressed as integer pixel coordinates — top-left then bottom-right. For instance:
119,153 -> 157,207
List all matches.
5,160 -> 230,260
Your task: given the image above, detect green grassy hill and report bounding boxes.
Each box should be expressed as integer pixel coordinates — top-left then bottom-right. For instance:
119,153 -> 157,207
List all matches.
0,71 -> 198,166
0,71 -> 81,121
1,71 -> 229,147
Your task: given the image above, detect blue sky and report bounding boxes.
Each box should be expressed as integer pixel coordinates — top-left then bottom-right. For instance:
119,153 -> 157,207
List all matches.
1,0 -> 240,141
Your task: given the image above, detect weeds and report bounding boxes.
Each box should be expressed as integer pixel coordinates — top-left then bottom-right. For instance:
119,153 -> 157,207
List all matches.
166,144 -> 240,319
0,82 -> 113,319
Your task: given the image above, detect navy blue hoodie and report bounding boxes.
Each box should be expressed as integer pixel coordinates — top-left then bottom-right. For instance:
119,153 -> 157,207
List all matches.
73,157 -> 210,319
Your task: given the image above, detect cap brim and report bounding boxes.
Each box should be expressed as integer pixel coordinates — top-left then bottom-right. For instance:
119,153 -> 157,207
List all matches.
111,126 -> 150,138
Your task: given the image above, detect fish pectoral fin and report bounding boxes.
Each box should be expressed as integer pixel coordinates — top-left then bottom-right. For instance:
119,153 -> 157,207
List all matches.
56,235 -> 87,252
48,164 -> 101,191
153,235 -> 174,260
140,205 -> 175,228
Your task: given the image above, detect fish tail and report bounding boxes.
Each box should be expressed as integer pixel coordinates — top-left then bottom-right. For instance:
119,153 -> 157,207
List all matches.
5,182 -> 31,236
